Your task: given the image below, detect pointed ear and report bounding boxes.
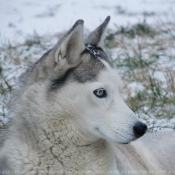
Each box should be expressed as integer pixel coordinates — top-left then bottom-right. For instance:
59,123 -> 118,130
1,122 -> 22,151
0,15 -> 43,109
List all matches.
53,20 -> 85,73
86,16 -> 110,47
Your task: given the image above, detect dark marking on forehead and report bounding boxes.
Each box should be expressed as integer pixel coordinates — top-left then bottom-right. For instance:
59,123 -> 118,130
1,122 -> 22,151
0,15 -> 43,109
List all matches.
50,57 -> 104,90
50,68 -> 75,90
49,44 -> 114,90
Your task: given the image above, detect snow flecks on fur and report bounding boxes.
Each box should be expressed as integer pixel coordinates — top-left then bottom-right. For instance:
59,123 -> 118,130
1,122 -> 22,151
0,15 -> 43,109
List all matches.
86,44 -> 101,60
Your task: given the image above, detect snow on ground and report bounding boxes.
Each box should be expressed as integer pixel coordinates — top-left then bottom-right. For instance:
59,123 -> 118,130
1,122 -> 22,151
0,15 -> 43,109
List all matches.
0,0 -> 175,43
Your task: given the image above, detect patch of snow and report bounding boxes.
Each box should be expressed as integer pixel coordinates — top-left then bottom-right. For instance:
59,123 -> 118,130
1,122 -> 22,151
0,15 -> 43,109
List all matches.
139,113 -> 175,132
127,82 -> 145,97
0,0 -> 175,43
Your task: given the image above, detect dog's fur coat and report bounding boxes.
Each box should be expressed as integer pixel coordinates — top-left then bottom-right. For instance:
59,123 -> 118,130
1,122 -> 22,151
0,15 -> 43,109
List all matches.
0,17 -> 174,175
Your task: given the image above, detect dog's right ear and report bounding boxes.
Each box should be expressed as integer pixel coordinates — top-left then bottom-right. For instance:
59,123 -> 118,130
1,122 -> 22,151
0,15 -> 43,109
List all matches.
51,20 -> 85,77
86,16 -> 110,48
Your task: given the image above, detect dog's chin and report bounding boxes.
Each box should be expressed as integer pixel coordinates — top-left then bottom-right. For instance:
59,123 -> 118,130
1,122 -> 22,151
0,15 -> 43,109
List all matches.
117,140 -> 132,145
111,138 -> 135,145
117,137 -> 139,144
94,127 -> 135,145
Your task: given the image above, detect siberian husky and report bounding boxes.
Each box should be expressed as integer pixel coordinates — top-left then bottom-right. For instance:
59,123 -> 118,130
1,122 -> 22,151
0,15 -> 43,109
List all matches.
0,16 -> 174,175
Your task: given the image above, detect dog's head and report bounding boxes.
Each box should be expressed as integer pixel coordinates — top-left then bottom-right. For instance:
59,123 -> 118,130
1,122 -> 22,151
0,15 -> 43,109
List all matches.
18,17 -> 147,144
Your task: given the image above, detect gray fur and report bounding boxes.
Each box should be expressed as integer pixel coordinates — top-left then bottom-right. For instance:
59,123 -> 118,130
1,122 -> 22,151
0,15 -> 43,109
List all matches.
50,45 -> 114,90
0,157 -> 11,175
50,47 -> 106,90
17,21 -> 113,92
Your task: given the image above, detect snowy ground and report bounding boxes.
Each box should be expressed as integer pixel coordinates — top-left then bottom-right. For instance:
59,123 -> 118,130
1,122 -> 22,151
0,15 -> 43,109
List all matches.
1,0 -> 175,43
0,0 -> 175,131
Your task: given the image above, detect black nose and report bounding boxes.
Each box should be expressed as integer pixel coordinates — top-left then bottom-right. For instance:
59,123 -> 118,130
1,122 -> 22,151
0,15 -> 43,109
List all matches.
133,122 -> 147,138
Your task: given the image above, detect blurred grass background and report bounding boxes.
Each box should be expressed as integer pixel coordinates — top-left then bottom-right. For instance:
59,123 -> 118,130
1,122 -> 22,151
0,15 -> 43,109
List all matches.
0,19 -> 175,131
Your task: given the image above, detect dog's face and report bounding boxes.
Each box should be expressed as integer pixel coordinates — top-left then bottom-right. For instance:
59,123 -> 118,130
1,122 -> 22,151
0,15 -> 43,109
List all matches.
77,65 -> 138,144
55,58 -> 145,144
20,17 -> 147,144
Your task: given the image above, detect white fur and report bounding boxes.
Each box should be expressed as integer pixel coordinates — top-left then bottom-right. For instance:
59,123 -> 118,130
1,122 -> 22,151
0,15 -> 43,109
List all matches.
0,60 -> 141,175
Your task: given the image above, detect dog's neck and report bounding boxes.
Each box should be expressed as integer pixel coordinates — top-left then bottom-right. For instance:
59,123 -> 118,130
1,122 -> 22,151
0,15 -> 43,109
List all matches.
38,116 -> 106,148
36,117 -> 117,174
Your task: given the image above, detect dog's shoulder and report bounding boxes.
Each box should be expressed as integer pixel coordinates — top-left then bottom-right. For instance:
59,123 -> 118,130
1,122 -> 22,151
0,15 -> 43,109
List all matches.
131,131 -> 175,172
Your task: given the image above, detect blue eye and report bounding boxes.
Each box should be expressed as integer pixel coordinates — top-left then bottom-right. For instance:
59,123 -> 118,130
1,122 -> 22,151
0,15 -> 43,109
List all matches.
93,88 -> 107,98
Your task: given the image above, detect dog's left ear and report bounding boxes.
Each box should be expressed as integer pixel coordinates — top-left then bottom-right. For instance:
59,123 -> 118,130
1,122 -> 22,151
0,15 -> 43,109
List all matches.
52,20 -> 85,75
86,16 -> 110,47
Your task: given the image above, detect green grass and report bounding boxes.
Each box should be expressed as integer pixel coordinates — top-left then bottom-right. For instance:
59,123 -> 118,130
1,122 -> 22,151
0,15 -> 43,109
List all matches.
0,19 -> 175,131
